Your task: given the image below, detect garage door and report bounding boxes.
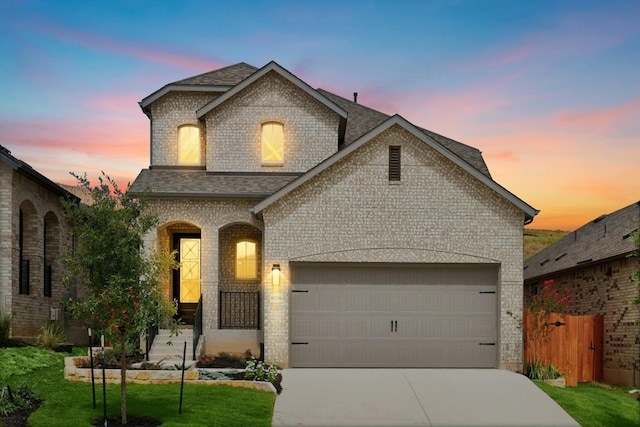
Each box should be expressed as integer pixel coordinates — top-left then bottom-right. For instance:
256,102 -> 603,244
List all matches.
290,263 -> 498,368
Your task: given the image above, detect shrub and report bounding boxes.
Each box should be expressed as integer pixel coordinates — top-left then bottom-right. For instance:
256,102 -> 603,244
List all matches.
244,357 -> 278,384
197,352 -> 246,368
37,322 -> 65,350
0,311 -> 11,347
525,360 -> 563,380
0,382 -> 41,417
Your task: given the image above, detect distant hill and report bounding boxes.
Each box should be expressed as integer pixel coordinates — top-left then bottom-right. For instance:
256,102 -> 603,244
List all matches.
523,229 -> 569,260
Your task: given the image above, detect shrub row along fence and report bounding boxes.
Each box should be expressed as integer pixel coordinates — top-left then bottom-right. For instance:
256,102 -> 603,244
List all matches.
523,310 -> 603,386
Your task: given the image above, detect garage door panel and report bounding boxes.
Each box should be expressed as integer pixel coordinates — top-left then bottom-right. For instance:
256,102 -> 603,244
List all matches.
345,341 -> 397,366
448,317 -> 496,338
290,264 -> 498,368
443,342 -> 496,367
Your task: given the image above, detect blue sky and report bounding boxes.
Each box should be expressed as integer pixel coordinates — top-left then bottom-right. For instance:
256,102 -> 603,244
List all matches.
1,0 -> 639,230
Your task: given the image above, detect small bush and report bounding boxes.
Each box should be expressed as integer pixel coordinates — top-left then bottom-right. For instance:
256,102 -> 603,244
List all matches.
37,322 -> 65,350
526,360 -> 563,380
244,357 -> 278,385
0,383 -> 41,417
197,352 -> 247,368
0,311 -> 11,347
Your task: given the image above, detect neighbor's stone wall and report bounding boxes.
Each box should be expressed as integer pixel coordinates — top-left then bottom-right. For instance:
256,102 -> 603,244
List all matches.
149,91 -> 219,166
525,256 -> 640,385
142,199 -> 262,332
205,71 -> 340,173
261,125 -> 526,368
1,166 -> 76,340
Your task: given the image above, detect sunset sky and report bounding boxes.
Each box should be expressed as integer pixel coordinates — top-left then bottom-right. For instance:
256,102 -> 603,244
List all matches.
1,0 -> 638,231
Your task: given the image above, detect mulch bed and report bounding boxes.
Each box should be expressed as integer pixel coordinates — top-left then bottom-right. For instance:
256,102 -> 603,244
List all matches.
0,401 -> 41,427
91,416 -> 161,426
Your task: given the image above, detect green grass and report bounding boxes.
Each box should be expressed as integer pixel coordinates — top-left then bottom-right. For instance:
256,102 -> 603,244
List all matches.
536,381 -> 640,427
524,229 -> 569,259
1,346 -> 274,426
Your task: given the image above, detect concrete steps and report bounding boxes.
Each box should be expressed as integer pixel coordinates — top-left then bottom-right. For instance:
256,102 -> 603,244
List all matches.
147,329 -> 195,362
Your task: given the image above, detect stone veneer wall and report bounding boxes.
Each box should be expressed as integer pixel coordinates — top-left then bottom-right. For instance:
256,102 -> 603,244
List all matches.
525,256 -> 640,386
260,126 -> 526,369
0,165 -> 76,339
142,199 -> 262,333
149,92 -> 218,166
205,71 -> 340,173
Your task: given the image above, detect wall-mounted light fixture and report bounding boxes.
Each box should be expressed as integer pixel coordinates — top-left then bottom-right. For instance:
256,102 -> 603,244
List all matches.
271,264 -> 281,286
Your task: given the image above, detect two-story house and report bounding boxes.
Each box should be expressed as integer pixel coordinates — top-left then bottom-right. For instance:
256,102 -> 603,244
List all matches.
130,61 -> 538,369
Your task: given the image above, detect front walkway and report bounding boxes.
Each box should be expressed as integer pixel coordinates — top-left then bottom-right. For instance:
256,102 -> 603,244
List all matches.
272,369 -> 579,426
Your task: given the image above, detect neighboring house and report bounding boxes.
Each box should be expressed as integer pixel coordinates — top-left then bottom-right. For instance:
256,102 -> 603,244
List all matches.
0,144 -> 80,342
130,61 -> 538,369
524,201 -> 640,386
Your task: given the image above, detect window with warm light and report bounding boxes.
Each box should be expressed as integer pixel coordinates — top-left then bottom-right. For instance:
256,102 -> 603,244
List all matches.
236,240 -> 257,279
178,125 -> 200,164
261,122 -> 284,165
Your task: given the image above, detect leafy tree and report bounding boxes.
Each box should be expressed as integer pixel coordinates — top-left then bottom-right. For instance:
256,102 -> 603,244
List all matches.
61,173 -> 177,425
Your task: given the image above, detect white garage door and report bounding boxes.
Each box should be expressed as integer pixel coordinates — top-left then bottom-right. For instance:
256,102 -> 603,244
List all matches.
290,263 -> 498,368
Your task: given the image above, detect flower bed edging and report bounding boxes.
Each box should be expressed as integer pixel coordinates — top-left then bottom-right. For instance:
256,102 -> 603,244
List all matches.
64,357 -> 276,393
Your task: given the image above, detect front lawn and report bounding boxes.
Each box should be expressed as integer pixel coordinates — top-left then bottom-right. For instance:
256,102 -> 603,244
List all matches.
1,346 -> 274,426
536,381 -> 640,427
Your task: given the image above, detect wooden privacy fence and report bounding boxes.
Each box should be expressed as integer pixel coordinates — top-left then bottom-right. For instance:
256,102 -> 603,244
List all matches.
523,310 -> 603,386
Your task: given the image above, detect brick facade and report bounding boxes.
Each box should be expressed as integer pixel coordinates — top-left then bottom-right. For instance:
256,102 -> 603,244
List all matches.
0,157 -> 78,341
149,92 -> 217,166
205,71 -> 339,173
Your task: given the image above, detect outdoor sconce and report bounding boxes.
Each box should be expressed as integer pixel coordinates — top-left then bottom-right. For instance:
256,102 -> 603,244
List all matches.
271,264 -> 281,286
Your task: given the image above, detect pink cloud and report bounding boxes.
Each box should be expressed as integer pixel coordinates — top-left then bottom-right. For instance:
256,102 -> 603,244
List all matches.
554,99 -> 640,131
483,151 -> 520,163
33,22 -> 225,72
0,117 -> 148,189
88,93 -> 144,113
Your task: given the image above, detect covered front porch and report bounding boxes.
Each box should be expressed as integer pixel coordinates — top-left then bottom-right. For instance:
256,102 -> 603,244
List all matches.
148,220 -> 264,360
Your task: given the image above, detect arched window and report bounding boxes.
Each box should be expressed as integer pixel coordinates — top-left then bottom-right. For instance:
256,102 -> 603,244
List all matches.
261,122 -> 284,165
178,125 -> 200,165
236,240 -> 257,279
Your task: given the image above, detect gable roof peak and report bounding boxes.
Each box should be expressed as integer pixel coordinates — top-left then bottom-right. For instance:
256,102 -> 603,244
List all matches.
195,61 -> 347,121
139,62 -> 259,113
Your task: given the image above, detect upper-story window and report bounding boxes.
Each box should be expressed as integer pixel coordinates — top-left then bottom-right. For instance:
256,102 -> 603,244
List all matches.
236,240 -> 257,279
178,125 -> 200,165
261,122 -> 284,166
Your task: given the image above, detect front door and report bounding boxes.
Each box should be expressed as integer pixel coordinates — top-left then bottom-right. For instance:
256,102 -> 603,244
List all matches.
173,233 -> 201,324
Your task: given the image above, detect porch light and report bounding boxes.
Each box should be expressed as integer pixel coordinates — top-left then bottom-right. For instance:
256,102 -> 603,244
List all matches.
271,264 -> 281,286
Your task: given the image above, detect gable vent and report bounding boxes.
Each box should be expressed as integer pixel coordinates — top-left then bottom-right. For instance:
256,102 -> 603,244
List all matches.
389,146 -> 401,181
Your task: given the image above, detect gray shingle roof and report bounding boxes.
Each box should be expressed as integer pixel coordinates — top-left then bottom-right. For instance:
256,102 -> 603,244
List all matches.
318,89 -> 491,178
172,63 -> 258,86
524,201 -> 640,280
129,169 -> 299,198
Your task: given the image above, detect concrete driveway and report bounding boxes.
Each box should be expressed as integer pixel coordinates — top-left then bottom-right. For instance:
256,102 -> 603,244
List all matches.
272,369 -> 579,426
